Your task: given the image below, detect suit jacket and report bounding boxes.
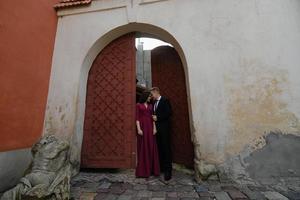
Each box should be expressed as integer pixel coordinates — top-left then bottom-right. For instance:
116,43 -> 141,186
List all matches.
154,96 -> 172,126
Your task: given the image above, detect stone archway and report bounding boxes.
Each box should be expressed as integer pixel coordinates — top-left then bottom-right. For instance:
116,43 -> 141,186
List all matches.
43,20 -> 206,177
73,23 -> 197,171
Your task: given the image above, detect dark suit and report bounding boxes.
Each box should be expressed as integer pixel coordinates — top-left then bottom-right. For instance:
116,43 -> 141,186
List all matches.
153,96 -> 172,175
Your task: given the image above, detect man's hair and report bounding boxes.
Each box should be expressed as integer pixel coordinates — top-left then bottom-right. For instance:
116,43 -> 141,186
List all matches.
150,87 -> 160,93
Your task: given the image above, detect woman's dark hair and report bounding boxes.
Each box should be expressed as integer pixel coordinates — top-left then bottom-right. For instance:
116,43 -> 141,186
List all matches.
138,91 -> 151,103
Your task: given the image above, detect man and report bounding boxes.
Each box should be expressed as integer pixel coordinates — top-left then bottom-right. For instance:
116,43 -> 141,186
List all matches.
150,87 -> 172,181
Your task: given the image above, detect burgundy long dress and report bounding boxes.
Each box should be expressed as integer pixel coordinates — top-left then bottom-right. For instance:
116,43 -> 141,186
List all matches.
135,103 -> 160,177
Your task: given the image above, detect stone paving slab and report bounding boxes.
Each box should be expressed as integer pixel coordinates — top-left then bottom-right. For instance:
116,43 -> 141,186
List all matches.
214,191 -> 232,200
239,186 -> 266,200
69,169 -> 296,200
194,185 -> 209,193
80,192 -> 97,200
226,189 -> 248,200
208,185 -> 222,192
262,191 -> 289,200
152,191 -> 167,198
278,190 -> 300,200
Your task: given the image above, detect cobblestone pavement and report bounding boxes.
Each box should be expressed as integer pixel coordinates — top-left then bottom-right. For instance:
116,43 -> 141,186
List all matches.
70,169 -> 300,200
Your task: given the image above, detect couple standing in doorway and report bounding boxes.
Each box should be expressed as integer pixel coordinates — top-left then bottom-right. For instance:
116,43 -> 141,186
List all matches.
135,87 -> 172,181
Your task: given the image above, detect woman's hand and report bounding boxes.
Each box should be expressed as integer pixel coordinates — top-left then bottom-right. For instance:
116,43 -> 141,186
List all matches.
153,128 -> 157,135
153,121 -> 157,135
138,129 -> 143,135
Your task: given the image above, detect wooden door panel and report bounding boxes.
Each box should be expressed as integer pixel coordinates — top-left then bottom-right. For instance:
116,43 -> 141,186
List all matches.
81,33 -> 136,168
151,46 -> 194,168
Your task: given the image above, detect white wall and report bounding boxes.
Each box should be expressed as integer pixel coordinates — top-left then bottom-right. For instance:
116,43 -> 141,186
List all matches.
44,0 -> 300,180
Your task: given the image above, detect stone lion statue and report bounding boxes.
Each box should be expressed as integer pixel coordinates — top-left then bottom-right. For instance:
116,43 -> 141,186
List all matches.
1,135 -> 71,200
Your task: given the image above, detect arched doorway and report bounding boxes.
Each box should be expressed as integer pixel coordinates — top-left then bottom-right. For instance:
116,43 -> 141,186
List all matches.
79,26 -> 194,170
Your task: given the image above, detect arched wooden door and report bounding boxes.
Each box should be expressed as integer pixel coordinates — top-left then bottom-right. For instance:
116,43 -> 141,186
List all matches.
151,46 -> 194,168
81,33 -> 136,168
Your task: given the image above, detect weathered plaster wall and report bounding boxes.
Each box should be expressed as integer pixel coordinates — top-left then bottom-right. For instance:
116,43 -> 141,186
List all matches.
45,0 -> 300,181
246,133 -> 300,180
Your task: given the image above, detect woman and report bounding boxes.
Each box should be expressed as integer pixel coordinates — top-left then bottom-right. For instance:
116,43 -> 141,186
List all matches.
135,91 -> 160,178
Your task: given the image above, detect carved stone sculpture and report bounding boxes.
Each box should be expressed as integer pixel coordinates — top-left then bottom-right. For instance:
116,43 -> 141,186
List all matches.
1,135 -> 71,200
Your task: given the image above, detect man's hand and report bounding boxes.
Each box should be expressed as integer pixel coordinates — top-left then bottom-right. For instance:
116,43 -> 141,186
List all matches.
152,115 -> 157,121
153,128 -> 157,135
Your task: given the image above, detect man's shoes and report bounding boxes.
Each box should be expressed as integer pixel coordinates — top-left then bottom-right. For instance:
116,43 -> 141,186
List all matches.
164,171 -> 172,181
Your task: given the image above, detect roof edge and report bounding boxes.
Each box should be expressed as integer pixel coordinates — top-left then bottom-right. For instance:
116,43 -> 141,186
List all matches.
54,0 -> 92,10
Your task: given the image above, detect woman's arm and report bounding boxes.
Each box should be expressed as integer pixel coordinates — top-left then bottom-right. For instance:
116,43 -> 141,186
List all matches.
153,121 -> 157,135
136,121 -> 143,135
136,104 -> 143,135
